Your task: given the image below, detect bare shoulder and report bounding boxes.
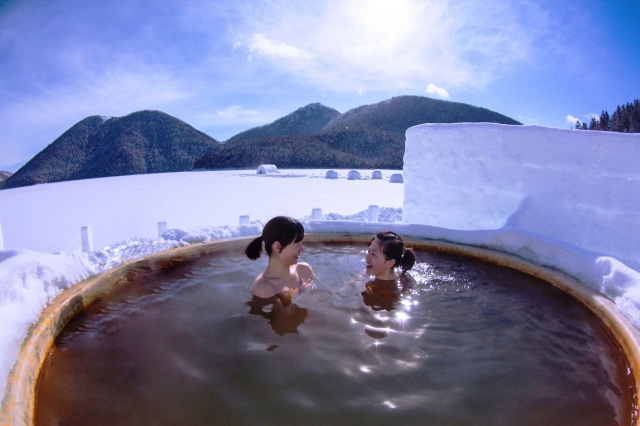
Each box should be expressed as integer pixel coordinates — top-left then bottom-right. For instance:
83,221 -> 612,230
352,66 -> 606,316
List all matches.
251,275 -> 277,298
295,262 -> 314,281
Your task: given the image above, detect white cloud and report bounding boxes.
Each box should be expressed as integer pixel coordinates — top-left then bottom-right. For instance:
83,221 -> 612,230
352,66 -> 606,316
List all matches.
566,115 -> 580,124
194,105 -> 278,127
0,58 -> 191,170
230,0 -> 550,93
426,83 -> 450,98
247,33 -> 314,60
212,105 -> 262,121
565,113 -> 600,128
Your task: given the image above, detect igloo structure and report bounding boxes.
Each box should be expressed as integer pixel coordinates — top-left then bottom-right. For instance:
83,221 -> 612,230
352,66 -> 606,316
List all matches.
256,164 -> 278,174
325,170 -> 339,179
389,173 -> 403,183
347,170 -> 361,180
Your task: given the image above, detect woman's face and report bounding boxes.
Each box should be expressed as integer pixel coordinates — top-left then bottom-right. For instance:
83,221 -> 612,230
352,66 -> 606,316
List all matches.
277,240 -> 304,266
365,239 -> 394,277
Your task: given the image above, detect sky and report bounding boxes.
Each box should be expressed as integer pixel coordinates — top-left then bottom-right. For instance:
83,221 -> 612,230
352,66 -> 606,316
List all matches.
0,0 -> 639,172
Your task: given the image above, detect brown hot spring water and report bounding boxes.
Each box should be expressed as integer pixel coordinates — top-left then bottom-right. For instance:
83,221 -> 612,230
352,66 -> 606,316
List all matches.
29,237 -> 638,425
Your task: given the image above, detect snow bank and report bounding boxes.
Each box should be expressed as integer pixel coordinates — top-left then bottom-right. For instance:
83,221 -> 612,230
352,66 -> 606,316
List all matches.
404,123 -> 640,328
404,123 -> 640,269
0,249 -> 99,393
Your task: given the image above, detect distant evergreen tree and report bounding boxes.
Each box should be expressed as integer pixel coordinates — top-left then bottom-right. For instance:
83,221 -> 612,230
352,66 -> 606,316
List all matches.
631,99 -> 640,133
611,105 -> 624,132
599,111 -> 611,130
576,99 -> 640,133
574,120 -> 589,130
620,104 -> 631,131
608,99 -> 640,133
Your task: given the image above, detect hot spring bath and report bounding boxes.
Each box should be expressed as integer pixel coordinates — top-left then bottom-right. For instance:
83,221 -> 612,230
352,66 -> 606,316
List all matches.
3,234 -> 639,425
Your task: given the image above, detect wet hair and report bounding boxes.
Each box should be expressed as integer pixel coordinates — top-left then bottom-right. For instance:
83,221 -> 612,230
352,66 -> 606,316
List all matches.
245,216 -> 305,260
374,231 -> 416,273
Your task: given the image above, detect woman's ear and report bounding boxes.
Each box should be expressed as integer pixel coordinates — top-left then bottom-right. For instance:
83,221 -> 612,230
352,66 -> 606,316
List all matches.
273,241 -> 282,254
385,258 -> 396,269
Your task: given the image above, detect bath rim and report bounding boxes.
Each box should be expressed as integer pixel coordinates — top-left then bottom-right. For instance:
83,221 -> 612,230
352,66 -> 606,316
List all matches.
1,233 -> 638,425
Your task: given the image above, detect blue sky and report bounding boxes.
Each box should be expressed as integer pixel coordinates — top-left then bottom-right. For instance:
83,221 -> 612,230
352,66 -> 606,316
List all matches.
1,0 -> 638,172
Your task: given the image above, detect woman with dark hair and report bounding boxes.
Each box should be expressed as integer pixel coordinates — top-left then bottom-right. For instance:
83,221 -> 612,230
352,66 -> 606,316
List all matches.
361,231 -> 416,312
245,216 -> 314,299
365,231 -> 415,281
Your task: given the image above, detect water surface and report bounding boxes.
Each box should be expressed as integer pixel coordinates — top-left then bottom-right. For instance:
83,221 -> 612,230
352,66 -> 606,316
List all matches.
36,243 -> 635,425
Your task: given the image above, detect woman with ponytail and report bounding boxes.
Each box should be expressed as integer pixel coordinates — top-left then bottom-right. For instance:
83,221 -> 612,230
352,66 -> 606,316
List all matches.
361,231 -> 416,311
365,231 -> 415,280
245,216 -> 314,299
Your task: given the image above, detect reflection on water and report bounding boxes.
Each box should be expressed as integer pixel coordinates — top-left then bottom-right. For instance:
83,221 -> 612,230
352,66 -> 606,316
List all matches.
359,276 -> 415,338
361,278 -> 403,311
247,295 -> 308,335
36,243 -> 636,426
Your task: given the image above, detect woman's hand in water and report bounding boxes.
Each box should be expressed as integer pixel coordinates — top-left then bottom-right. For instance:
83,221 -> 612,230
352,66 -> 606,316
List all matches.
296,262 -> 314,287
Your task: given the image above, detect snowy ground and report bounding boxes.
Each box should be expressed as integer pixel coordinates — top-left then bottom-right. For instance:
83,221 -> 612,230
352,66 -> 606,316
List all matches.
1,123 -> 640,407
0,169 -> 403,253
0,168 -> 405,393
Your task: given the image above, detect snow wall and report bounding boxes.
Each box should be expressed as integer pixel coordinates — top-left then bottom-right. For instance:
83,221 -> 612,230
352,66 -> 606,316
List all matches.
403,123 -> 640,271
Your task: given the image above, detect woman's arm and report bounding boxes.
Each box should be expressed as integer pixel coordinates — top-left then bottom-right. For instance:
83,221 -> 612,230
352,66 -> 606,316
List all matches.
296,262 -> 314,284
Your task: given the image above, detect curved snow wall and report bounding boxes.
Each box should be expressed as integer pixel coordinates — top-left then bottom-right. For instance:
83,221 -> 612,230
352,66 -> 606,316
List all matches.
404,123 -> 640,269
403,123 -> 640,328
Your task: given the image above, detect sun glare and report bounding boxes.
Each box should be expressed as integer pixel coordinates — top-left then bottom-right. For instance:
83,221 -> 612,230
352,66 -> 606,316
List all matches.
349,0 -> 416,44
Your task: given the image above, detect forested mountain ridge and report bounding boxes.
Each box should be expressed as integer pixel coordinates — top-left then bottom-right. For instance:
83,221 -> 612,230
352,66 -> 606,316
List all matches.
3,111 -> 221,189
224,103 -> 341,145
195,135 -> 381,170
3,96 -> 521,189
321,95 -> 521,134
0,171 -> 13,189
194,95 -> 521,170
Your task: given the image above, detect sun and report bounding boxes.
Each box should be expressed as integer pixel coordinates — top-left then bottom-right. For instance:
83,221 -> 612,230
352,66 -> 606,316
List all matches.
349,0 -> 416,45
